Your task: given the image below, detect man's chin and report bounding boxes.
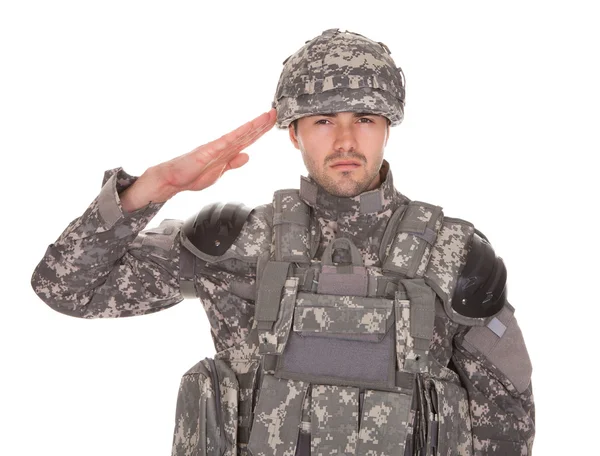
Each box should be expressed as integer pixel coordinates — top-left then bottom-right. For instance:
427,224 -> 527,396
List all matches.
323,180 -> 367,198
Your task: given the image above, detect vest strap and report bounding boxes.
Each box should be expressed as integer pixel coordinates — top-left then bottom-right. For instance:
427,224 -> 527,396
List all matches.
406,279 -> 435,373
179,245 -> 198,299
255,261 -> 292,330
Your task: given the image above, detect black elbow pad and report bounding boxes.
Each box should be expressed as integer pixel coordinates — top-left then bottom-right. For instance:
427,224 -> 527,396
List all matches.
452,230 -> 507,320
181,202 -> 253,258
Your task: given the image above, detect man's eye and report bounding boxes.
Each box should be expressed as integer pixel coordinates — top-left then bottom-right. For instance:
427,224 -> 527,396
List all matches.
315,119 -> 330,125
358,117 -> 374,123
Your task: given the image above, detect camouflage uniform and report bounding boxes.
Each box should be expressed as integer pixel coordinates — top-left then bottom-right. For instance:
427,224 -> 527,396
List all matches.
31,29 -> 535,455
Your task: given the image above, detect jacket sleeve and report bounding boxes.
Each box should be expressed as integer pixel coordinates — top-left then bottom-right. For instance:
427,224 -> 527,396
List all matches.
31,167 -> 184,318
451,303 -> 535,455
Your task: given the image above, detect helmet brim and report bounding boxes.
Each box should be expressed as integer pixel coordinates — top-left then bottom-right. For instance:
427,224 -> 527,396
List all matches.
274,87 -> 404,129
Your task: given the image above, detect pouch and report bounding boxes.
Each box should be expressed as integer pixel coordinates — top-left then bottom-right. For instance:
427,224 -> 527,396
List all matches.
247,374 -> 309,456
416,376 -> 472,456
276,292 -> 396,388
356,389 -> 413,455
171,358 -> 239,456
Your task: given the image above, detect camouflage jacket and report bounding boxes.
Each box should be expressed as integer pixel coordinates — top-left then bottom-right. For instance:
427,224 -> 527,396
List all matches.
31,161 -> 535,455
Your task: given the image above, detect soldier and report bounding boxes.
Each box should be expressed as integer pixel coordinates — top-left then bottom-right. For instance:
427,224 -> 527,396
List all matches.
31,29 -> 534,455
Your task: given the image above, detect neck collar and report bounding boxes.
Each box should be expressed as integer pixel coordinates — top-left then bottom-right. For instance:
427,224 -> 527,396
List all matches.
299,160 -> 403,216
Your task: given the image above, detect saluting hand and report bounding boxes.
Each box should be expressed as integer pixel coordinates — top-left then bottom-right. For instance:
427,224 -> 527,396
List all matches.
120,109 -> 277,212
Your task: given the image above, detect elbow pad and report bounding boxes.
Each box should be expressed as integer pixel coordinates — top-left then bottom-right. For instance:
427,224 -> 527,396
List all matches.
180,202 -> 253,258
179,202 -> 253,300
452,230 -> 507,321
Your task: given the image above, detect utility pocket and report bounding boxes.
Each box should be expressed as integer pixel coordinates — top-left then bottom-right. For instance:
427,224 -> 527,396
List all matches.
356,389 -> 413,456
310,384 -> 359,455
417,376 -> 472,456
247,374 -> 309,456
276,293 -> 396,388
171,358 -> 239,456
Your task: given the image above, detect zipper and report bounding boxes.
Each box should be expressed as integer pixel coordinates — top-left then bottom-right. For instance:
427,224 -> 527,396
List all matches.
207,358 -> 226,456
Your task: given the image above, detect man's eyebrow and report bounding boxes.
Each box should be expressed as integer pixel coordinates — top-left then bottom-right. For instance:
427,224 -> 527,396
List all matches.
315,112 -> 377,118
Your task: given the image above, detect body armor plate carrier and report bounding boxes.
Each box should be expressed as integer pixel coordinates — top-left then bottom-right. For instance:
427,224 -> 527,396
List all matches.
174,187 -> 521,456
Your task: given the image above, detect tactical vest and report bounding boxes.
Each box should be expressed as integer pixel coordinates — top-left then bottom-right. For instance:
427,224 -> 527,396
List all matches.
177,185 -> 480,456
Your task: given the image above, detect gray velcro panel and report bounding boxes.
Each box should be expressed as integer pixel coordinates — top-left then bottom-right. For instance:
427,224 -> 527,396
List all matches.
255,261 -> 291,325
317,265 -> 368,296
487,316 -> 507,338
278,329 -> 395,386
273,211 -> 310,227
359,190 -> 383,213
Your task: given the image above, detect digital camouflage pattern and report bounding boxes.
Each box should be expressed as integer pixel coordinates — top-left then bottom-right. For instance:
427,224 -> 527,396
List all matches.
30,168 -> 181,319
31,161 -> 535,455
273,29 -> 406,128
310,384 -> 359,455
357,389 -> 412,455
247,375 -> 309,456
172,358 -> 239,456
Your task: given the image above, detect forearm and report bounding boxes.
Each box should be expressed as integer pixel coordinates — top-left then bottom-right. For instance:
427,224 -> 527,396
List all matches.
31,168 -> 183,318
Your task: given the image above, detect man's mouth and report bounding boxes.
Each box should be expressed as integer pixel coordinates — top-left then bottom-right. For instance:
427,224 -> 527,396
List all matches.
329,160 -> 362,171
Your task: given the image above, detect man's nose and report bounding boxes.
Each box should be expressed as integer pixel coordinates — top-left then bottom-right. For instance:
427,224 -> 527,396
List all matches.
332,124 -> 358,152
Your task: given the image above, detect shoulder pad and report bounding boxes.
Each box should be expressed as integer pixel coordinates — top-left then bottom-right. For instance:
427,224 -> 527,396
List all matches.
181,202 -> 253,257
452,230 -> 507,320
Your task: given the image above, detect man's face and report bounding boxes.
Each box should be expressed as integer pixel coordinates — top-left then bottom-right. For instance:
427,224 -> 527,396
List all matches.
288,112 -> 390,198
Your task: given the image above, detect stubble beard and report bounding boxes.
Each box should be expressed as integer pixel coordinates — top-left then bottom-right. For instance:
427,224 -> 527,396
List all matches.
304,151 -> 378,198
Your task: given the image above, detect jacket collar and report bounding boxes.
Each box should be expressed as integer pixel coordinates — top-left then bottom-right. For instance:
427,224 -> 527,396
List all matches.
299,160 -> 405,217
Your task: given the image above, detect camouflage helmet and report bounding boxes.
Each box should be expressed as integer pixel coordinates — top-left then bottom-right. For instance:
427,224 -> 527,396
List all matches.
273,28 -> 406,129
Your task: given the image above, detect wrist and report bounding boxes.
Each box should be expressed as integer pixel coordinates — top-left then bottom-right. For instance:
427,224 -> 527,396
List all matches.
119,168 -> 175,213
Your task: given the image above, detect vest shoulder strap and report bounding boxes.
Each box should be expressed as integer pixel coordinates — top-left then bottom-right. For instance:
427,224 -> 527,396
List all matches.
424,216 -> 475,321
380,201 -> 445,279
272,189 -> 312,263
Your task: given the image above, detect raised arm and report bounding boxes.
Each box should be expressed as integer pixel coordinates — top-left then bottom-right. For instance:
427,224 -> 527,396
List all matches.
31,109 -> 276,318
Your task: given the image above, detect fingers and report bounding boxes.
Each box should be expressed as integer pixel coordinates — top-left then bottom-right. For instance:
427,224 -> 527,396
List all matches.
226,108 -> 277,148
227,153 -> 249,170
207,109 -> 276,160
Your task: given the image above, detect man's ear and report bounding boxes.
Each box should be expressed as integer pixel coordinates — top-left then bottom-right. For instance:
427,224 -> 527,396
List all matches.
288,124 -> 300,150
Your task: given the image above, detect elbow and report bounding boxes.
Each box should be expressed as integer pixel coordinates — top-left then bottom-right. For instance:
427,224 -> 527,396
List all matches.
30,263 -> 89,319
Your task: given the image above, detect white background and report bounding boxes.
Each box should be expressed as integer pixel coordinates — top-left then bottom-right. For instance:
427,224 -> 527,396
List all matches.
2,1 -> 598,454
